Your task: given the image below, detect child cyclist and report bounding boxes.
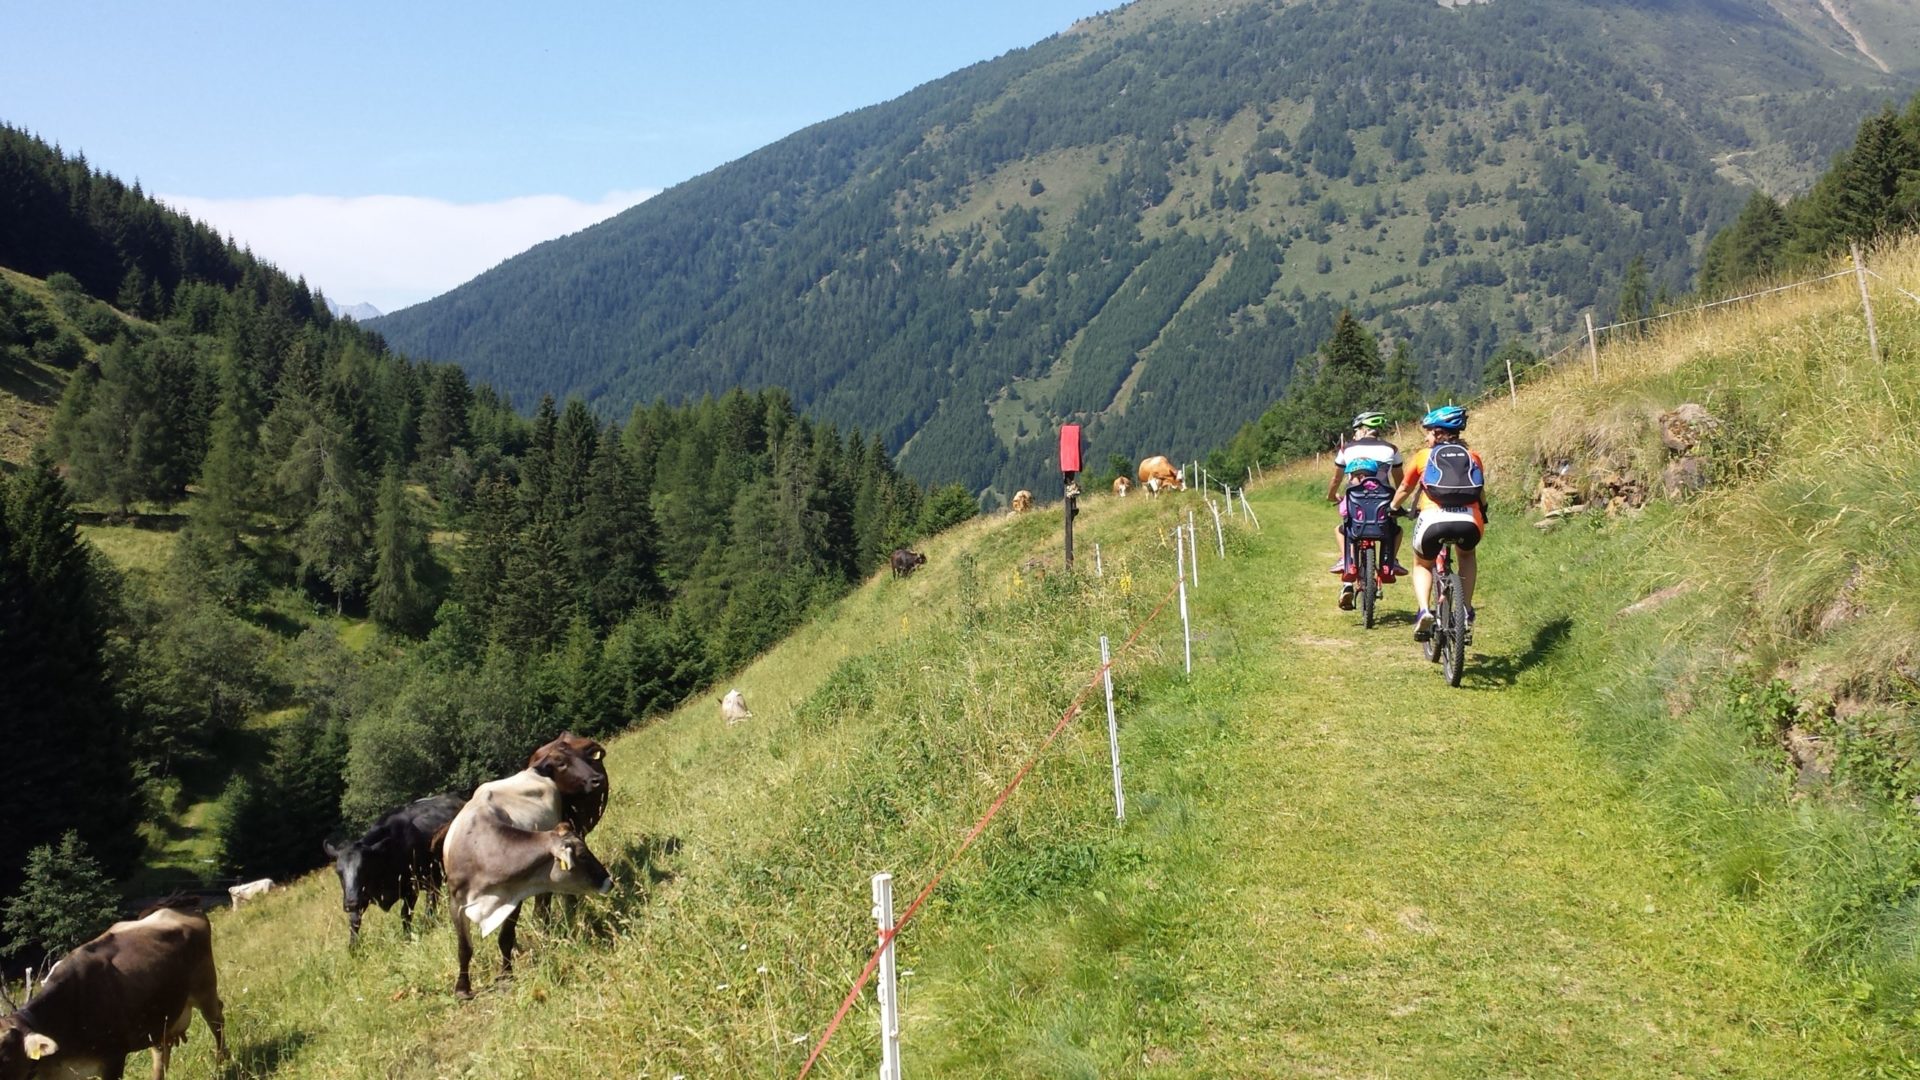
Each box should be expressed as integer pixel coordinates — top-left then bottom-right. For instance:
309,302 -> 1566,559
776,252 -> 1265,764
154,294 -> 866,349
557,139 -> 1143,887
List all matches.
1327,411 -> 1406,609
1390,405 -> 1486,642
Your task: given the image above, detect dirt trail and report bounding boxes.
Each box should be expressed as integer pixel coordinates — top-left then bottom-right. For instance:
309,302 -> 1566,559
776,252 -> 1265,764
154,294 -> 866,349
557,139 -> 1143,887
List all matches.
1816,0 -> 1890,73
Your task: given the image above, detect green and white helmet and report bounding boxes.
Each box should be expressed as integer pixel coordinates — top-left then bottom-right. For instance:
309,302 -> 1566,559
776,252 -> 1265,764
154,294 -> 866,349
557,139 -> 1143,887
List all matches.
1351,411 -> 1388,431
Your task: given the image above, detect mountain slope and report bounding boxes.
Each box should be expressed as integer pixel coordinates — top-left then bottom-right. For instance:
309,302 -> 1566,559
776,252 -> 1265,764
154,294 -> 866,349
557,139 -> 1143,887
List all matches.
156,232 -> 1920,1074
372,0 -> 1914,498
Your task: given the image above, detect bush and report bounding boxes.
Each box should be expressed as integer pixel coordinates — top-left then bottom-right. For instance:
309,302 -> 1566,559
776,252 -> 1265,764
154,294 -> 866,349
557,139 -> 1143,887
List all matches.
2,832 -> 120,958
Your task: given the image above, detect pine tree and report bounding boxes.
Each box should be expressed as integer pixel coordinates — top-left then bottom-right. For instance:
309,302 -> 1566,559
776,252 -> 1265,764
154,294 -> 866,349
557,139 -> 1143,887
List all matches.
519,394 -> 559,521
369,466 -> 429,633
572,431 -> 658,627
1381,340 -> 1423,423
0,457 -> 138,901
2,832 -> 120,957
544,399 -> 599,528
297,440 -> 372,614
218,711 -> 347,879
1614,255 -> 1650,336
460,475 -> 521,625
189,374 -> 258,552
417,365 -> 473,466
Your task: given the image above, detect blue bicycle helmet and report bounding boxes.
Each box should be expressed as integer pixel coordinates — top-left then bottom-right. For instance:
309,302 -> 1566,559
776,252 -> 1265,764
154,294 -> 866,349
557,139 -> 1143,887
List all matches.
1421,405 -> 1467,432
1344,457 -> 1384,475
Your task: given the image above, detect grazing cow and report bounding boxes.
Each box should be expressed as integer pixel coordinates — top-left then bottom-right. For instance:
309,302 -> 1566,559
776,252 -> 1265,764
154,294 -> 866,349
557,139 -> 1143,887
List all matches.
721,689 -> 753,724
326,792 -> 466,945
0,901 -> 226,1080
1112,476 -> 1131,498
439,753 -> 606,995
444,820 -> 613,999
889,549 -> 927,579
226,879 -> 273,909
1136,456 -> 1185,497
528,733 -> 609,838
1010,490 -> 1034,513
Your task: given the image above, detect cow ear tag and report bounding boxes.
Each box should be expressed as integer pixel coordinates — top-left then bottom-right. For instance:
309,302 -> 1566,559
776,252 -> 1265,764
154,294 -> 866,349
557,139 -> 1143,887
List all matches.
25,1033 -> 58,1059
555,847 -> 573,872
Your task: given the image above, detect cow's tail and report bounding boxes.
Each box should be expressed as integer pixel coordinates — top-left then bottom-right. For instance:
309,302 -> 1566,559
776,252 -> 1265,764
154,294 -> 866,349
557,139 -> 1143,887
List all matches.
429,821 -> 453,864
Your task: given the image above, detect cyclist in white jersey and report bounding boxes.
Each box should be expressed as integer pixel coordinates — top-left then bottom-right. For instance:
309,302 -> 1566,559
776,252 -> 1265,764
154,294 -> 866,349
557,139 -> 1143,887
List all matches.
1327,411 -> 1406,606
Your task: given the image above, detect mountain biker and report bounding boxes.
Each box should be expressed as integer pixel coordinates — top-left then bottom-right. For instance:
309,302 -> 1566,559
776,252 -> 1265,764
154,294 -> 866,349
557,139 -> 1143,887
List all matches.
1390,405 -> 1486,643
1327,411 -> 1405,608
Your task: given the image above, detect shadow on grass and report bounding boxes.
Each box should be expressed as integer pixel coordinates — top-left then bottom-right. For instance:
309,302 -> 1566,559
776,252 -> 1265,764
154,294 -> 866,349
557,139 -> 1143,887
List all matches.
1463,615 -> 1573,689
222,1028 -> 312,1078
618,834 -> 683,890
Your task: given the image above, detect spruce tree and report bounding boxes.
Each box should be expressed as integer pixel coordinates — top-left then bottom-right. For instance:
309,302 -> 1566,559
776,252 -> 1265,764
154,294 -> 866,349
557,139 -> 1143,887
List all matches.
0,457 -> 138,899
2,832 -> 120,958
369,466 -> 428,633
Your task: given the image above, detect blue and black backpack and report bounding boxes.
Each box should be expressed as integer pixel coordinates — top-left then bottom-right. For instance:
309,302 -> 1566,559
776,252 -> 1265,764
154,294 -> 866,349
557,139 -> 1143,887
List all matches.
1420,443 -> 1484,508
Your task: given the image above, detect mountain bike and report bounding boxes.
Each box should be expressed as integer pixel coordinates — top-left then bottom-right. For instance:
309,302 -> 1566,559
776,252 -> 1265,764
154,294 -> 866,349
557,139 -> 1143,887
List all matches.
1421,537 -> 1469,685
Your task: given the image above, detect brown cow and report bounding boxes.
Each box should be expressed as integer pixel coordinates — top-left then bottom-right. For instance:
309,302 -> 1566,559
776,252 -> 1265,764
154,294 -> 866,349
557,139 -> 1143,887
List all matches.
889,549 -> 926,578
1136,456 -> 1185,497
1010,490 -> 1034,513
1112,476 -> 1131,498
528,733 -> 608,837
445,820 -> 613,999
0,902 -> 227,1080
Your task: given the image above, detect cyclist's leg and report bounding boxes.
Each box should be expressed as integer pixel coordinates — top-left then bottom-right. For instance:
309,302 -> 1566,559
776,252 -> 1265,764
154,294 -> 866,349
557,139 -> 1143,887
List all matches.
1331,496 -> 1350,572
1458,547 -> 1477,611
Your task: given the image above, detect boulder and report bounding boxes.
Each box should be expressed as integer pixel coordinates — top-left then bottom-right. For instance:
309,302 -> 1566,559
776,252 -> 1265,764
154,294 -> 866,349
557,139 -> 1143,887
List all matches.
1658,403 -> 1720,454
1661,456 -> 1709,498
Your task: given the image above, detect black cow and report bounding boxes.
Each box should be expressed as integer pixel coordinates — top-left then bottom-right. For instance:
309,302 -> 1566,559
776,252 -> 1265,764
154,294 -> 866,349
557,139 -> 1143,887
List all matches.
325,792 -> 465,945
890,549 -> 927,579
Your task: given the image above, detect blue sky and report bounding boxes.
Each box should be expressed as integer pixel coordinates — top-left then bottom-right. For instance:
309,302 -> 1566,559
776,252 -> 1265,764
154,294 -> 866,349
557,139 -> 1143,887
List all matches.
2,1 -> 1107,312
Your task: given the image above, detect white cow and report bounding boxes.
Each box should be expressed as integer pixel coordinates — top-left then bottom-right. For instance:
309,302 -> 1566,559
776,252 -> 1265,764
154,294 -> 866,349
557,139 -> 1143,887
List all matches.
228,878 -> 274,909
721,689 -> 753,724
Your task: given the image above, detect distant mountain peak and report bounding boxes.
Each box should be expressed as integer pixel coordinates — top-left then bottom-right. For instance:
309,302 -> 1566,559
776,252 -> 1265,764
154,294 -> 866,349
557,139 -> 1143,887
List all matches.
325,299 -> 383,322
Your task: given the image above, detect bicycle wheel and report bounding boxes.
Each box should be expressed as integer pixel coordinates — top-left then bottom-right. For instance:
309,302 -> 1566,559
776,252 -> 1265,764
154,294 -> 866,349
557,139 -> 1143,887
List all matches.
1359,543 -> 1379,629
1440,565 -> 1466,686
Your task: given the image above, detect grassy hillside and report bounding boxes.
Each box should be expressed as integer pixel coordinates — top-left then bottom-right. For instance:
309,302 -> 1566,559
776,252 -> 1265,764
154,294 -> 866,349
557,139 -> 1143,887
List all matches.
372,0 -> 1916,499
149,237 -> 1920,1076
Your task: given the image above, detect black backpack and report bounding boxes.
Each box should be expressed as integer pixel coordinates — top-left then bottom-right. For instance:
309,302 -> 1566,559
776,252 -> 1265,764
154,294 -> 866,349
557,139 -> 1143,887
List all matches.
1421,442 -> 1484,508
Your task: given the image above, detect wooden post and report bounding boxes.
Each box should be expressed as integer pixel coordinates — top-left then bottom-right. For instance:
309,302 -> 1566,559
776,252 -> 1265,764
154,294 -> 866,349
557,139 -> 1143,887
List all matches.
1852,241 -> 1882,364
1585,311 -> 1599,379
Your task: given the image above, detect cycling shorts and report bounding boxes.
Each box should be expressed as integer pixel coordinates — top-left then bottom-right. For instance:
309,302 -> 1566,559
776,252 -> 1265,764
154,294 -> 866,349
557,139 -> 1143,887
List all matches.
1412,507 -> 1482,560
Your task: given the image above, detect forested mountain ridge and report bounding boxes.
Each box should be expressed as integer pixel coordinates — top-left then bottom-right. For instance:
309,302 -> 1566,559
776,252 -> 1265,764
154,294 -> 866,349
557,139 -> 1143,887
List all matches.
371,0 -> 1916,499
0,127 -> 964,947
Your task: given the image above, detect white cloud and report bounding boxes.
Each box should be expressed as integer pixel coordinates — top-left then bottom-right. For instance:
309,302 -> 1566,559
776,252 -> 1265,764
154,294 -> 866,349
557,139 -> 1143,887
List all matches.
156,189 -> 659,315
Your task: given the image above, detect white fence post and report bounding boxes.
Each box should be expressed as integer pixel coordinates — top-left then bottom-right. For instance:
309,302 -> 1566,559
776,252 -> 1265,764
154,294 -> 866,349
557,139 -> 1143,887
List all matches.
1239,488 -> 1260,529
1175,526 -> 1191,674
1187,511 -> 1199,587
872,873 -> 902,1080
1209,500 -> 1225,558
1101,635 -> 1124,822
1094,542 -> 1103,579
